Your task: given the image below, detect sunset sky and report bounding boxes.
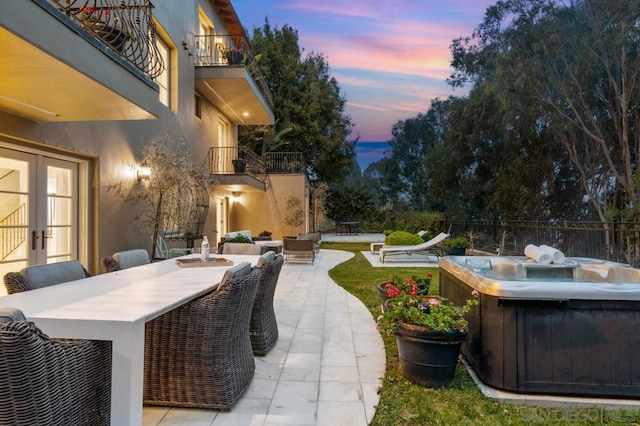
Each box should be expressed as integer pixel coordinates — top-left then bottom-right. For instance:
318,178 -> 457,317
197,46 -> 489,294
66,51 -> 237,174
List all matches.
232,0 -> 497,168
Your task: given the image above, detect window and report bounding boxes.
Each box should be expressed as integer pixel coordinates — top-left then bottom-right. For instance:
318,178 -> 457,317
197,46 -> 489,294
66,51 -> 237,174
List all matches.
197,8 -> 215,64
155,36 -> 170,106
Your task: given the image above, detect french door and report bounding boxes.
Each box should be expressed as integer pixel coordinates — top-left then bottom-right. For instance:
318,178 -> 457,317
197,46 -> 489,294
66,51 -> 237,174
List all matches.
216,196 -> 228,246
0,147 -> 78,279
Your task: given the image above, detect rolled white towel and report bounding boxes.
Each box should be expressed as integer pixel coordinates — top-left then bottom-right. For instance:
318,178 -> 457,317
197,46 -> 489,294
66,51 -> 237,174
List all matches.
540,244 -> 565,264
524,244 -> 552,264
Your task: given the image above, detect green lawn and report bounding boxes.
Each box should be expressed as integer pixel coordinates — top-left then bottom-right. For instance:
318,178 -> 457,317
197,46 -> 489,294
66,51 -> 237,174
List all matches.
323,242 -> 639,426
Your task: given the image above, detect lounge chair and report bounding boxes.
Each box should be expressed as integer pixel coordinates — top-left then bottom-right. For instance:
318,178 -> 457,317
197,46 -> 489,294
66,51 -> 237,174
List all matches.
379,232 -> 450,263
283,238 -> 315,264
298,232 -> 321,253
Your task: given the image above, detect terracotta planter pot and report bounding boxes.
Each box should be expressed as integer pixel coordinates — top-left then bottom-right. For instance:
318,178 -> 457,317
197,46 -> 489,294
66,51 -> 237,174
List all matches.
394,322 -> 467,388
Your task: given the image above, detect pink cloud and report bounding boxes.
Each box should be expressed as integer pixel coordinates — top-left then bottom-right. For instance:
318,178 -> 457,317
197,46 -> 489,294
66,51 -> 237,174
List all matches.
234,0 -> 496,141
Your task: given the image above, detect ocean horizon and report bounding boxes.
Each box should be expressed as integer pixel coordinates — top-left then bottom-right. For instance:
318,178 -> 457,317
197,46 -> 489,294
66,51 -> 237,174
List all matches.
355,140 -> 390,171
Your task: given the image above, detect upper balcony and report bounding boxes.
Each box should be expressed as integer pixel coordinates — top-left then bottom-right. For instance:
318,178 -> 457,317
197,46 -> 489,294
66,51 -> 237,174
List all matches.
0,0 -> 162,122
194,34 -> 274,126
206,148 -> 305,192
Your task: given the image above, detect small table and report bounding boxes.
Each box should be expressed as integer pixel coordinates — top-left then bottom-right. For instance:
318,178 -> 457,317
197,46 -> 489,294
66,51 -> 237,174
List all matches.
370,243 -> 384,254
340,221 -> 361,235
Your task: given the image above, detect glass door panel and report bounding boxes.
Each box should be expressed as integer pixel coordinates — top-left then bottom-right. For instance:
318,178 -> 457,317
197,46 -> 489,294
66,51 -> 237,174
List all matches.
0,149 -> 33,277
0,148 -> 79,288
45,160 -> 77,263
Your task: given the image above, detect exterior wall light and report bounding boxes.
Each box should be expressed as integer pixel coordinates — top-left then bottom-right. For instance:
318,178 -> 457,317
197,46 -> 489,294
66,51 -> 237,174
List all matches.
137,161 -> 151,181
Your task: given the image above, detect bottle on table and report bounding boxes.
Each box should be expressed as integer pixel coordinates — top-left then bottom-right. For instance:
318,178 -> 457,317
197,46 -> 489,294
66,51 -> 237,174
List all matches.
201,236 -> 210,261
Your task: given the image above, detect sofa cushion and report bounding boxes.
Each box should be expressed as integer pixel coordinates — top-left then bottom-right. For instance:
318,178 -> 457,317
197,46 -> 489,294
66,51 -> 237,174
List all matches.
20,260 -> 88,290
222,243 -> 264,255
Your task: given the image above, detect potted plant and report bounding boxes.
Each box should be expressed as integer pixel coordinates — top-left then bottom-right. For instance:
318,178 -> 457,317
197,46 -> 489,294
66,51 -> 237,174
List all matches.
232,158 -> 247,173
377,290 -> 479,388
283,195 -> 304,236
377,274 -> 433,312
442,236 -> 471,255
79,6 -> 129,52
253,230 -> 273,241
108,132 -> 212,259
223,47 -> 244,65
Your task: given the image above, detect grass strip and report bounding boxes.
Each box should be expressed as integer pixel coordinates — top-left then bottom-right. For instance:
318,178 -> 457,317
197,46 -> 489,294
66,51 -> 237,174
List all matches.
323,242 -> 638,425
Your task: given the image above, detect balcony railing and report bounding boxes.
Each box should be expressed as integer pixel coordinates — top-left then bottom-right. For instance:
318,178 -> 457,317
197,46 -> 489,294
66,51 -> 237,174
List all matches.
194,34 -> 274,111
206,148 -> 306,177
45,0 -> 164,79
207,146 -> 266,178
264,152 -> 306,174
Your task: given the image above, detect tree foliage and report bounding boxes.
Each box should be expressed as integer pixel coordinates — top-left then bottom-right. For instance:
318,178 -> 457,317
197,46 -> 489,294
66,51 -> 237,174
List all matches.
370,0 -> 640,222
109,132 -> 212,255
240,20 -> 356,184
450,0 -> 640,221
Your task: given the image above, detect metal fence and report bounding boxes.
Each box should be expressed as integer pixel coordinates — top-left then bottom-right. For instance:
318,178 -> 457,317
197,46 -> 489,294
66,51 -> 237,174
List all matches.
441,219 -> 640,267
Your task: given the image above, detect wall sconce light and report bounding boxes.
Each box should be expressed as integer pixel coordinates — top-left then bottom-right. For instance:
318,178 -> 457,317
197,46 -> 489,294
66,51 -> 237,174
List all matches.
182,41 -> 193,56
231,191 -> 240,203
137,161 -> 151,181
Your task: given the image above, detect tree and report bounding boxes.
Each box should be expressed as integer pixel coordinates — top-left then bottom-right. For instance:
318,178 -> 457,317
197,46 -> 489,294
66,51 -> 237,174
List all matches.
109,132 -> 213,256
283,194 -> 304,235
241,20 -> 356,184
450,0 -> 640,222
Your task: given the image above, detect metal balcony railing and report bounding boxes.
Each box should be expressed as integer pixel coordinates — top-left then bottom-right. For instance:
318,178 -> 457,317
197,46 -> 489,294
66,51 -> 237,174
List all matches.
194,34 -> 274,111
206,148 -> 306,178
206,146 -> 266,178
264,152 -> 305,174
45,0 -> 164,79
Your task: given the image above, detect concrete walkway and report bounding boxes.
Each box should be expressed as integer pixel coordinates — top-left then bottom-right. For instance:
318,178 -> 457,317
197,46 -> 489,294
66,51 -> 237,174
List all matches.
143,249 -> 385,425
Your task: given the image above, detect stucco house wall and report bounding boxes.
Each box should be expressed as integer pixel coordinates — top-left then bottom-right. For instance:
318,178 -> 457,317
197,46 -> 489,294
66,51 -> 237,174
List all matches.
227,174 -> 309,241
0,0 -> 283,276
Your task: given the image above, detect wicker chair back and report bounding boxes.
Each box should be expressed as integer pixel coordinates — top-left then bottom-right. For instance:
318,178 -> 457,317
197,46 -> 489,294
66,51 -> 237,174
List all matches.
0,311 -> 112,425
143,263 -> 261,410
250,252 -> 284,355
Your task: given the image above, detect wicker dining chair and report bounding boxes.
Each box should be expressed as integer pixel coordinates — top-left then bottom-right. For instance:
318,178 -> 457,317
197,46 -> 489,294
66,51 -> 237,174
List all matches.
143,262 -> 262,410
3,260 -> 92,294
250,251 -> 284,355
101,249 -> 151,273
0,308 -> 112,425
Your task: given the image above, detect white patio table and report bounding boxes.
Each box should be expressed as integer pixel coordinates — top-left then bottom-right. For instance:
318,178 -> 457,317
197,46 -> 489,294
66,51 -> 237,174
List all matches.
0,254 -> 260,425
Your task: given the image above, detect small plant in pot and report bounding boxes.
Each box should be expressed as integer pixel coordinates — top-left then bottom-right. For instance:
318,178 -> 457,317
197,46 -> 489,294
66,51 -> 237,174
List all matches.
377,274 -> 432,312
377,290 -> 479,388
442,236 -> 471,255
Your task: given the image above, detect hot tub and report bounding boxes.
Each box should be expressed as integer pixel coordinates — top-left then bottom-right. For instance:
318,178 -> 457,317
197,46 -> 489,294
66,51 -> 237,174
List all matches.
439,255 -> 640,398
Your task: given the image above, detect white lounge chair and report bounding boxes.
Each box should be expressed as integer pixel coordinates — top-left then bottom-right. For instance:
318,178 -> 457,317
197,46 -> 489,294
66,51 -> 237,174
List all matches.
379,232 -> 450,263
